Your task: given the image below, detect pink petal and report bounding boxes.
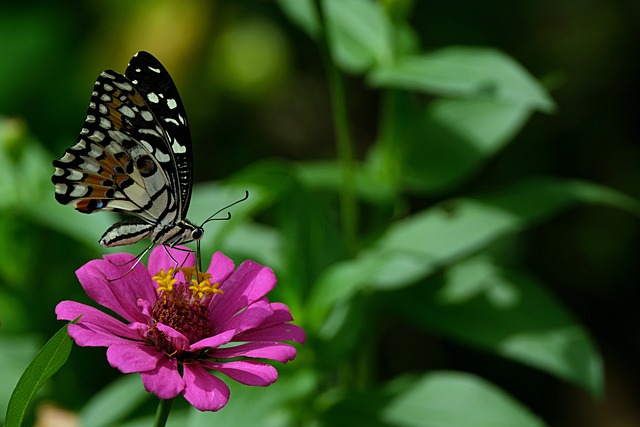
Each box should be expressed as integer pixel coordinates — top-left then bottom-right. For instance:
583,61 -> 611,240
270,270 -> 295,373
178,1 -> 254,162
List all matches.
127,322 -> 151,337
140,357 -> 184,399
77,254 -> 156,323
234,323 -> 306,344
206,252 -> 235,284
204,360 -> 277,386
106,343 -> 163,373
138,299 -> 153,317
156,323 -> 190,351
209,261 -> 276,325
209,342 -> 297,363
148,245 -> 194,282
67,323 -> 138,347
56,301 -> 141,341
189,330 -> 236,352
262,302 -> 295,326
183,363 -> 230,411
213,299 -> 273,336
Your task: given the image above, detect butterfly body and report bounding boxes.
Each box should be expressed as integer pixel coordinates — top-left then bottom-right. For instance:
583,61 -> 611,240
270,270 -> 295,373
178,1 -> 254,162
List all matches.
52,52 -> 200,248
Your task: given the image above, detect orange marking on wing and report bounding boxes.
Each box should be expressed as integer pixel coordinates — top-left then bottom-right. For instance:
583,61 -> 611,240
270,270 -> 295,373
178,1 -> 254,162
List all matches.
88,187 -> 112,199
88,149 -> 138,191
100,147 -> 131,175
102,89 -> 147,131
127,90 -> 147,107
104,89 -> 125,130
114,173 -> 133,187
82,173 -> 111,185
75,199 -> 92,212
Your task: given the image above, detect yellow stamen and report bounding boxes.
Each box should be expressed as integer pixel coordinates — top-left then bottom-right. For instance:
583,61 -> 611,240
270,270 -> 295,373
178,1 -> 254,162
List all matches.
175,267 -> 222,299
178,266 -> 197,281
152,268 -> 177,292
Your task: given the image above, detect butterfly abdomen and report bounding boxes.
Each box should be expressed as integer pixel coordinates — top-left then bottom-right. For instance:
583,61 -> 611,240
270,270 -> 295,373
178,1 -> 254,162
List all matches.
100,218 -> 201,248
99,220 -> 155,247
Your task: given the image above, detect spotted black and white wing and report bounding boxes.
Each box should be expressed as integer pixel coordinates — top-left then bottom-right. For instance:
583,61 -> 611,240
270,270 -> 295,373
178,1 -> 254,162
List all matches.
125,51 -> 193,216
52,52 -> 193,247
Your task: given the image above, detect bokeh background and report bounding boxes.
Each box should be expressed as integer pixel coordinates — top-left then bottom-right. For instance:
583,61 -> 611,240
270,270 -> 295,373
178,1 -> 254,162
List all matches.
1,0 -> 639,426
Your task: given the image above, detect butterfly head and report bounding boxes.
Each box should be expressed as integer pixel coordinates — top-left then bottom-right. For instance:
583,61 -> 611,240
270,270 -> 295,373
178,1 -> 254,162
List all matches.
171,219 -> 204,245
190,226 -> 204,241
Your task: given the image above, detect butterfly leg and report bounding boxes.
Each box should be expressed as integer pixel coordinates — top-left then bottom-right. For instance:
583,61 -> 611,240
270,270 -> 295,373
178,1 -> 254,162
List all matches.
106,241 -> 156,282
164,244 -> 196,274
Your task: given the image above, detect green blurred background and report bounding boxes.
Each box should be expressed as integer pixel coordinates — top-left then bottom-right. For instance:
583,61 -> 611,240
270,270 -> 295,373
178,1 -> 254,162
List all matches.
1,0 -> 639,426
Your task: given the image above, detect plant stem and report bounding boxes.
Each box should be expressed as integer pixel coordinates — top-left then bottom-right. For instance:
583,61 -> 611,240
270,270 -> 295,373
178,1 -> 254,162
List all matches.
313,0 -> 358,257
153,398 -> 174,427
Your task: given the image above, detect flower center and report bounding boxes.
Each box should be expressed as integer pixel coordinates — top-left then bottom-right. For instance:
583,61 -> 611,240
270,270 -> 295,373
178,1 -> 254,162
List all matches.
149,267 -> 223,354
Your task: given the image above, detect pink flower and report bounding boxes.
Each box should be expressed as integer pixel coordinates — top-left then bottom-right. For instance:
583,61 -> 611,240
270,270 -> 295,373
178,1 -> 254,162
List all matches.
56,247 -> 305,411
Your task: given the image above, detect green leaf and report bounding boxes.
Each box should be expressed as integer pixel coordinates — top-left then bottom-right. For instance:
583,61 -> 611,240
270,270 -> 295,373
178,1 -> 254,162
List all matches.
397,256 -> 602,395
325,0 -> 394,73
0,215 -> 35,285
0,336 -> 40,421
381,371 -> 547,427
233,160 -> 348,301
278,0 -> 394,73
295,160 -> 397,204
319,379 -> 397,427
222,222 -> 283,271
5,323 -> 74,427
186,370 -> 317,427
371,91 -> 533,193
80,375 -> 150,427
230,158 -> 301,200
31,192 -> 117,250
428,98 -> 531,154
308,178 -> 640,317
277,0 -> 319,37
369,46 -> 555,113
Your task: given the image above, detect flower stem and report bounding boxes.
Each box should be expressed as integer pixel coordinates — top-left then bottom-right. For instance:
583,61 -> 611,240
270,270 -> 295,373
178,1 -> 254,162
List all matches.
153,398 -> 174,427
313,0 -> 358,257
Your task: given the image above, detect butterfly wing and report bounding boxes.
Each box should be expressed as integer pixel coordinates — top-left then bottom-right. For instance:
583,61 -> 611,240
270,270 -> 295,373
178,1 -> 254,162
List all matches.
125,51 -> 193,217
52,65 -> 185,243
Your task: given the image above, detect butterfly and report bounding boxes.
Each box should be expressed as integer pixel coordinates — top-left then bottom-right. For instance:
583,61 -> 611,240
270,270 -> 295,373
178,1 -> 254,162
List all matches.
52,51 -> 244,256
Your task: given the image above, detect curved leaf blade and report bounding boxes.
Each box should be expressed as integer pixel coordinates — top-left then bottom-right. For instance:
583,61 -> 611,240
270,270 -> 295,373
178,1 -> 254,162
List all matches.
5,322 -> 74,427
325,0 -> 393,72
309,178 -> 640,315
399,257 -> 603,395
373,93 -> 534,193
79,375 -> 150,427
369,46 -> 555,113
382,371 -> 547,427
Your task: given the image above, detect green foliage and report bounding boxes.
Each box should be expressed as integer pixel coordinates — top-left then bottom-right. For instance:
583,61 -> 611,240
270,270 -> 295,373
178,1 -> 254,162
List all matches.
79,375 -> 151,427
1,0 -> 636,425
0,336 -> 40,419
5,323 -> 73,427
381,371 -> 547,427
398,260 -> 602,396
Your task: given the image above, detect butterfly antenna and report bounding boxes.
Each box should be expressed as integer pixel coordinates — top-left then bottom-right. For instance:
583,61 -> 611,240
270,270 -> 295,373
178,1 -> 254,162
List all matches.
200,190 -> 250,226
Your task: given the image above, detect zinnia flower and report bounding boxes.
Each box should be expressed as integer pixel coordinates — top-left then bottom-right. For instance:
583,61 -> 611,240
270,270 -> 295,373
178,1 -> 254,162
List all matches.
55,246 -> 305,411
